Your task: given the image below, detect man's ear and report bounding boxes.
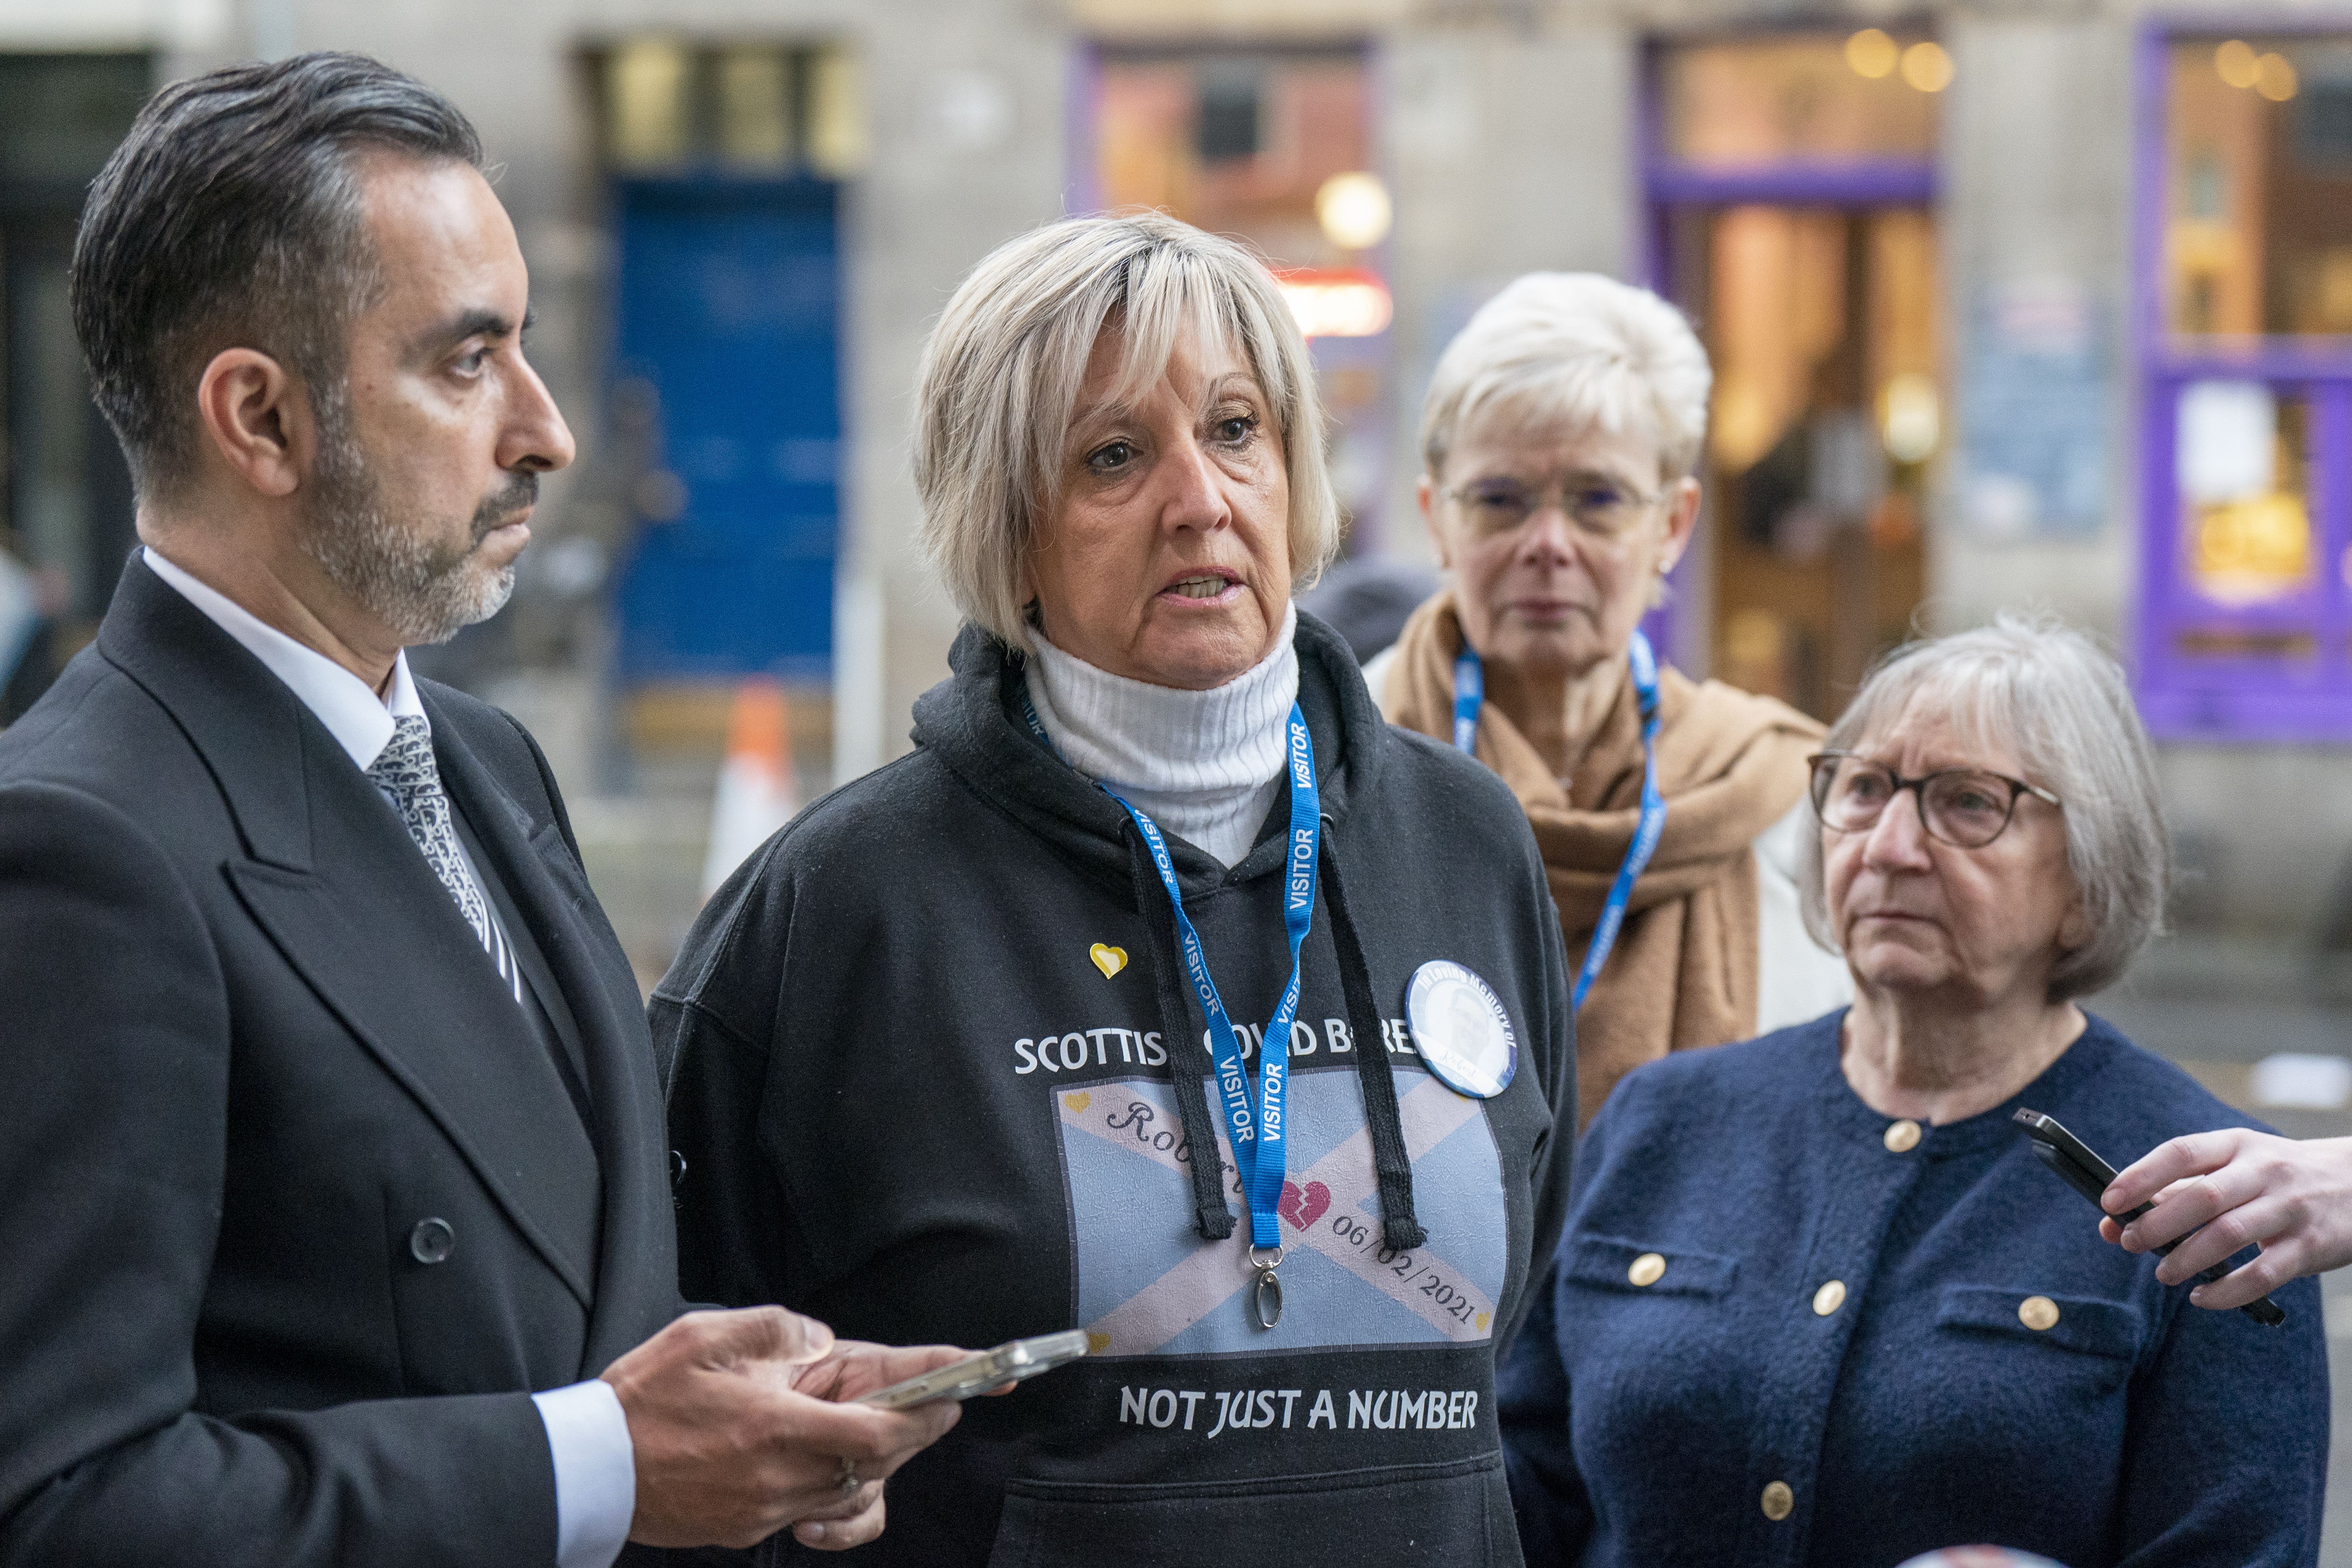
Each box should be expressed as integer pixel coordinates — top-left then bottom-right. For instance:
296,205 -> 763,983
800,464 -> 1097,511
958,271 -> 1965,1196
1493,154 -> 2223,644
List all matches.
195,347 -> 312,500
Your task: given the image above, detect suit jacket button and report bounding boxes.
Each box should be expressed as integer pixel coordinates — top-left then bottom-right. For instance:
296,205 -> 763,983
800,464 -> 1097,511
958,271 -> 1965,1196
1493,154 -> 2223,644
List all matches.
410,1218 -> 455,1265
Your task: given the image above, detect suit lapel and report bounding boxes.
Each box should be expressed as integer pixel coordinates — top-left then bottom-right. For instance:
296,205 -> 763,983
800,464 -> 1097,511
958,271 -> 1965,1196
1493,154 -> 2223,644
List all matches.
427,695 -> 679,1375
226,748 -> 604,1308
100,561 -> 603,1308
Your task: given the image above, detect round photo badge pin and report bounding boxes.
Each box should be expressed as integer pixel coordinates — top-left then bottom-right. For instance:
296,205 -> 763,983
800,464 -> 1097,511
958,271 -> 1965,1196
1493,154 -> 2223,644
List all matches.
1405,960 -> 1517,1099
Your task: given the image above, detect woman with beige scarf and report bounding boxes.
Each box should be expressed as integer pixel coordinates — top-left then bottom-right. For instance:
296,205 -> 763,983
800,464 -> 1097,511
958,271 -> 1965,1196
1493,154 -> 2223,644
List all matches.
1368,273 -> 1850,1126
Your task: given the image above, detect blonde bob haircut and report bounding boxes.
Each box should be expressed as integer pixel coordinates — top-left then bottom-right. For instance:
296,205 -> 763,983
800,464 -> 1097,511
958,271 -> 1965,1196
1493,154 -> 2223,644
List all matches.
914,211 -> 1340,653
1419,272 -> 1712,485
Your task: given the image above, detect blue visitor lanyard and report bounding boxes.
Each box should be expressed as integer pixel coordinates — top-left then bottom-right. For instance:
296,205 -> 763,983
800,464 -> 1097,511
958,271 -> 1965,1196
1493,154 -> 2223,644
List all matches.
1452,629 -> 1666,1011
1019,687 -> 1320,1255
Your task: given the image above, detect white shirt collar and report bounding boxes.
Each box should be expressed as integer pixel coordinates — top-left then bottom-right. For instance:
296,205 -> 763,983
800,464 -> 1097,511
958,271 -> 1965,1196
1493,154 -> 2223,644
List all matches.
142,545 -> 422,773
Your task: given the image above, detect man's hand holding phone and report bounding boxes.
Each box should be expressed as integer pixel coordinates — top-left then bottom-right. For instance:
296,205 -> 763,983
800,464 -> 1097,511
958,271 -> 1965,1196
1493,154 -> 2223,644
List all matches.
2100,1129 -> 2352,1310
600,1307 -> 975,1552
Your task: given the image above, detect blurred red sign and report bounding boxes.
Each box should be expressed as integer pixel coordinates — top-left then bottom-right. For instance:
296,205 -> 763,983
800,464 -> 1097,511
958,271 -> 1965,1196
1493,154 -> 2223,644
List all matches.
1276,268 -> 1393,339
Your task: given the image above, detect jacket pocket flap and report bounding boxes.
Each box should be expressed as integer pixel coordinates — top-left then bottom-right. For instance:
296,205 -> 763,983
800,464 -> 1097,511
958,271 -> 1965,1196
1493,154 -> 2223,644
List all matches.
1562,1234 -> 1737,1297
1936,1284 -> 2143,1360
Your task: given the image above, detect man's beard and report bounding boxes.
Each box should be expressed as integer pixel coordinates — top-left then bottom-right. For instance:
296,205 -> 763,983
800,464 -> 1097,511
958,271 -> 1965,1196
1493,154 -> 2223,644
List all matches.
299,398 -> 534,646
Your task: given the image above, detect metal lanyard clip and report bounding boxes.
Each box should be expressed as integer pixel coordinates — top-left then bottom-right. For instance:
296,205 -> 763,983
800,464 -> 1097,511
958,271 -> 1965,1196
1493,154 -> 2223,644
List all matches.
1249,1245 -> 1285,1330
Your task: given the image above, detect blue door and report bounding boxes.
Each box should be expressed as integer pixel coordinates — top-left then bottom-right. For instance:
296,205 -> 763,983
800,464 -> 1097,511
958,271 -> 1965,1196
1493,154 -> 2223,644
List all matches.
611,177 -> 839,681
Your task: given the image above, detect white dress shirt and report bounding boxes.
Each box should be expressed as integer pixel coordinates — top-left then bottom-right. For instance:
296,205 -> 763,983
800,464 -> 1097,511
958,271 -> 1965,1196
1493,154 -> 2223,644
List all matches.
142,547 -> 637,1568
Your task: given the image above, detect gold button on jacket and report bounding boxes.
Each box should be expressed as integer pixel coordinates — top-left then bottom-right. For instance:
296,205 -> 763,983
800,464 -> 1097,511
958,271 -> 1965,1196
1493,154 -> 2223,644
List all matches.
1812,1279 -> 1846,1316
1760,1481 -> 1795,1520
1883,1119 -> 1921,1153
2019,1295 -> 2061,1331
1628,1252 -> 1666,1287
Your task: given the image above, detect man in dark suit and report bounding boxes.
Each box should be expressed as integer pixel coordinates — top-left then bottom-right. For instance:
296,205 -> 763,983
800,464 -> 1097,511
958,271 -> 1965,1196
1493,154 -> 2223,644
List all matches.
0,54 -> 961,1566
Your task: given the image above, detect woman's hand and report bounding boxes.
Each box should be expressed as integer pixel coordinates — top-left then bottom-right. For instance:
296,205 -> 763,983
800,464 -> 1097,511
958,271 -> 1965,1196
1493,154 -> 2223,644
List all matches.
2099,1130 -> 2352,1308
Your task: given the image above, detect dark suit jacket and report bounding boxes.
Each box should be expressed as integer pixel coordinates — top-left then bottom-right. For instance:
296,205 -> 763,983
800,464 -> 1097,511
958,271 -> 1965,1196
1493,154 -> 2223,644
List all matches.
0,558 -> 679,1565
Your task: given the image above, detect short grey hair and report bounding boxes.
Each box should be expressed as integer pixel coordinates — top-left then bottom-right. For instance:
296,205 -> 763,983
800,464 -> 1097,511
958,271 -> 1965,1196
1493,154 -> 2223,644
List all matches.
1419,272 -> 1713,484
1798,615 -> 2171,1002
914,211 -> 1340,652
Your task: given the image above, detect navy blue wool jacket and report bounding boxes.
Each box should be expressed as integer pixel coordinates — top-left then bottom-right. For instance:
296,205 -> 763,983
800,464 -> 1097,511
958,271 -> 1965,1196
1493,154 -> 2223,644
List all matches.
1498,1010 -> 2328,1568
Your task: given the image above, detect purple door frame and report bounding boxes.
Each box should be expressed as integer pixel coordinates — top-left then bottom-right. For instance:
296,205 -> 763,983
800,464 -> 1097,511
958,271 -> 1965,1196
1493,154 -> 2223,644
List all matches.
2132,19 -> 2352,741
1636,34 -> 1940,675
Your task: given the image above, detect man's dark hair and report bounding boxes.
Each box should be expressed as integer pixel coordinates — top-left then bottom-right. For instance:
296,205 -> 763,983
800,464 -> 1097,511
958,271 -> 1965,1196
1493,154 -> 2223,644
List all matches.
70,52 -> 483,497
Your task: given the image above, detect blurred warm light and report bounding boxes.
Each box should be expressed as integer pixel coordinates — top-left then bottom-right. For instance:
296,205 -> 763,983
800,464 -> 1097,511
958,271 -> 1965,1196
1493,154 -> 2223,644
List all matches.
2215,40 -> 2260,89
1880,373 -> 1940,463
1316,172 -> 1393,251
2256,52 -> 2298,102
1900,41 -> 1953,93
1845,29 -> 1898,80
1277,268 -> 1393,338
609,39 -> 691,168
1709,369 -> 1776,472
2195,492 -> 2311,598
716,48 -> 791,170
807,48 -> 869,176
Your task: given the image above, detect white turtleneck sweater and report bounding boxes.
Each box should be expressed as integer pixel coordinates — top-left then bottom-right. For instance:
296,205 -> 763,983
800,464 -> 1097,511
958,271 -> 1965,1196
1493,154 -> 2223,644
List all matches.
1025,605 -> 1299,869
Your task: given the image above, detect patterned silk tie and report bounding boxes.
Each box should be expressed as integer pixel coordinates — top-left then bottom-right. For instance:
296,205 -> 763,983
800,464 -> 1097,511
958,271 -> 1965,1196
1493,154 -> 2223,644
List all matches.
367,715 -> 524,1004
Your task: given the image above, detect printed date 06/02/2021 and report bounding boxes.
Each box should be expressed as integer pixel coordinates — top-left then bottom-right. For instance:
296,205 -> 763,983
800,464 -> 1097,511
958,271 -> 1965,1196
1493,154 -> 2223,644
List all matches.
1322,1213 -> 1481,1325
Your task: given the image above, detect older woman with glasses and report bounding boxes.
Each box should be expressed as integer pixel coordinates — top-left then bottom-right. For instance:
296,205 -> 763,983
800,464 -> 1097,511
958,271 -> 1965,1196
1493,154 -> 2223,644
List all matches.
1369,274 -> 1847,1128
1496,617 -> 2327,1568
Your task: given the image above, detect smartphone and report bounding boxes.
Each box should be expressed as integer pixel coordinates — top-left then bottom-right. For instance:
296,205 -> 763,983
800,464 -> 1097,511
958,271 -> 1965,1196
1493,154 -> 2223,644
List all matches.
856,1330 -> 1092,1410
2014,1107 -> 2286,1328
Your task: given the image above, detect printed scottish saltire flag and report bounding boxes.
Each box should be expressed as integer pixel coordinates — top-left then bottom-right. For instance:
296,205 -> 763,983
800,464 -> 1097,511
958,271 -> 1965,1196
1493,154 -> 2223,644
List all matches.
1055,1067 -> 1508,1357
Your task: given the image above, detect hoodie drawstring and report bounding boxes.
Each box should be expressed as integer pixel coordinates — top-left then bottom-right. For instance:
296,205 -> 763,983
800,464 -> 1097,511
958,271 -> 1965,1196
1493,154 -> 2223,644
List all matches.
1122,817 -> 1425,1252
1318,819 -> 1427,1252
1123,826 -> 1239,1242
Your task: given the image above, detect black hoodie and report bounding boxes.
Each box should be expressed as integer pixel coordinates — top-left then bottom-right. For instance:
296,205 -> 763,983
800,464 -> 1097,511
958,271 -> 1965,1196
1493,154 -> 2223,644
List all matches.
656,612 -> 1576,1566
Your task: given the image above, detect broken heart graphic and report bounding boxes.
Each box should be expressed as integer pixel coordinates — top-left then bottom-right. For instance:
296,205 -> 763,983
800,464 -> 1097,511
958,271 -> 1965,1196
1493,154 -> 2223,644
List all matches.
1279,1179 -> 1332,1231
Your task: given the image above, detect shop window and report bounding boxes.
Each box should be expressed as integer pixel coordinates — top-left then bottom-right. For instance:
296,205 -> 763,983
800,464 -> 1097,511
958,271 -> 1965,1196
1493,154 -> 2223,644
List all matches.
2165,37 -> 2352,336
2137,26 -> 2352,738
594,41 -> 864,177
1658,31 -> 1945,170
1086,44 -> 1394,539
1646,33 -> 1942,716
2178,381 -> 2314,605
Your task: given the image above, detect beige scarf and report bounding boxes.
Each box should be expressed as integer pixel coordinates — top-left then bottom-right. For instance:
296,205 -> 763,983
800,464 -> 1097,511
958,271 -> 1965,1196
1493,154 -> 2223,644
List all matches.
1380,592 -> 1824,1128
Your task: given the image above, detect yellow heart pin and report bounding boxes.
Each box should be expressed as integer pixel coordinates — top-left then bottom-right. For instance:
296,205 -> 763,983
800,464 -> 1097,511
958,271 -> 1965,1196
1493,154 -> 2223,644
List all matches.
1089,943 -> 1128,979
1474,1311 -> 1491,1332
1063,1091 -> 1092,1113
1087,1331 -> 1112,1355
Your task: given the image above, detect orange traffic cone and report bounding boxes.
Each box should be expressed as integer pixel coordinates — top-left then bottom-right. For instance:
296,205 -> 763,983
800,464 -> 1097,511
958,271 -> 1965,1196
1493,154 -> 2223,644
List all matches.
700,678 -> 799,899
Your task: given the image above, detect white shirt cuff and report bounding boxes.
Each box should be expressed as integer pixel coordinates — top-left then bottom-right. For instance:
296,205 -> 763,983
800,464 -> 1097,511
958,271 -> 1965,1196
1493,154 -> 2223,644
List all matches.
534,1379 -> 636,1568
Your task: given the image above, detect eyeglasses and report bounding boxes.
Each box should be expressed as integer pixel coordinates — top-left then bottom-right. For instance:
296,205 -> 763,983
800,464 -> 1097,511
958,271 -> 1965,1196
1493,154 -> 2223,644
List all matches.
1444,476 -> 1664,542
1806,750 -> 2062,849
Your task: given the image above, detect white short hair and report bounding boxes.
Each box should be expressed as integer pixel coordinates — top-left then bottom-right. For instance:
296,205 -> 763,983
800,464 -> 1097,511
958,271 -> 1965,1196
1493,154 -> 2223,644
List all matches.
1797,615 -> 2172,1001
913,212 -> 1339,652
1420,272 -> 1712,484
